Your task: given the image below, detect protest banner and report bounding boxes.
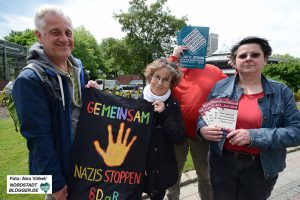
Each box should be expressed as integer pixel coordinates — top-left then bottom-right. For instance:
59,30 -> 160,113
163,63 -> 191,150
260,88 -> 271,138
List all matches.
68,88 -> 154,200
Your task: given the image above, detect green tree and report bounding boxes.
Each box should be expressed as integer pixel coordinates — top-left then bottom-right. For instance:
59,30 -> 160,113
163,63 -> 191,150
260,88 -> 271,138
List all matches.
72,26 -> 103,79
272,53 -> 300,62
4,29 -> 36,46
114,0 -> 187,72
263,61 -> 300,93
100,38 -> 127,77
99,37 -> 144,77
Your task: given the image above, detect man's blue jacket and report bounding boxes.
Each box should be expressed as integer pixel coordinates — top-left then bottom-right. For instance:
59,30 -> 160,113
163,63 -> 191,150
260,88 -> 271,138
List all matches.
12,43 -> 87,192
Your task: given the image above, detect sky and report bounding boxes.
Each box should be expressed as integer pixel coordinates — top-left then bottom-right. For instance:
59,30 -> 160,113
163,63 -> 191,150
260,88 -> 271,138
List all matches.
1,0 -> 299,57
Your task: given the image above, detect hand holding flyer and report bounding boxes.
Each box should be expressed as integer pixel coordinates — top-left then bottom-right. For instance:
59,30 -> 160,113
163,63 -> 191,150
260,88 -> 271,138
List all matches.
199,98 -> 238,130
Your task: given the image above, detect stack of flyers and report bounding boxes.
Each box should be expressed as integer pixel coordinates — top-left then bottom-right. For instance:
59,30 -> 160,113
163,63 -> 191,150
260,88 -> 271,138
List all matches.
199,98 -> 239,130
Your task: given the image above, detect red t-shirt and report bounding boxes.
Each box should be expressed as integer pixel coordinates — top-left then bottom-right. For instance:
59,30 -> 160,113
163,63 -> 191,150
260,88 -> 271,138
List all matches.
169,56 -> 227,137
224,92 -> 264,155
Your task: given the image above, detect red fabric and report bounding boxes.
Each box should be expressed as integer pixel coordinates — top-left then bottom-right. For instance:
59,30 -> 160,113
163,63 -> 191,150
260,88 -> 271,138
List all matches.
168,55 -> 178,62
171,62 -> 227,137
224,92 -> 264,155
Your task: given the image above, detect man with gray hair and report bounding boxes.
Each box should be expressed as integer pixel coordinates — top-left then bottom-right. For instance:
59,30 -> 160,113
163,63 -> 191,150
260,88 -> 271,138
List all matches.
12,5 -> 97,200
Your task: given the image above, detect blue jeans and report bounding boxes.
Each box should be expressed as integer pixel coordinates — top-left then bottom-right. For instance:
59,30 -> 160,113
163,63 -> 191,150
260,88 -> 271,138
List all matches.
209,150 -> 278,200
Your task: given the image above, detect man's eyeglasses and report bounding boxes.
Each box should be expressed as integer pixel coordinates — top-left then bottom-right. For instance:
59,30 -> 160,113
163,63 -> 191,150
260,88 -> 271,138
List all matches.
152,74 -> 171,85
237,53 -> 261,59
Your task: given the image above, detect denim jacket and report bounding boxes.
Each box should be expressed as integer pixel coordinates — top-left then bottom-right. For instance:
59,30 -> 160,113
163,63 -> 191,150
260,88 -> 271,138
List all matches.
197,74 -> 300,178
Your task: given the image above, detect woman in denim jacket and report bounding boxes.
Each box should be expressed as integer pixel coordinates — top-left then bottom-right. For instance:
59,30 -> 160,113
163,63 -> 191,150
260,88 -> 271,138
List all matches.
197,36 -> 300,200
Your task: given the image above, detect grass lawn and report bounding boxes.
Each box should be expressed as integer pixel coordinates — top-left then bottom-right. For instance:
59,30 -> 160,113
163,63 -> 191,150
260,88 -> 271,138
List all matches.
0,118 -> 44,200
183,152 -> 194,172
0,117 -> 194,199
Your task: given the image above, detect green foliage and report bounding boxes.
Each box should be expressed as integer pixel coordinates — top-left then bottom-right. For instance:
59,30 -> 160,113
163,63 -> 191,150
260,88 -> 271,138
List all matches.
114,0 -> 187,72
73,26 -> 104,79
99,37 -> 147,77
295,89 -> 300,101
99,38 -> 137,77
272,53 -> 300,62
263,61 -> 300,93
106,88 -> 142,99
4,29 -> 37,47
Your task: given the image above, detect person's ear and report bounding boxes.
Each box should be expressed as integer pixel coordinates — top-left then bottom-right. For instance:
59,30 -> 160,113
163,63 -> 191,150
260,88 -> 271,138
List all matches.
35,30 -> 42,43
228,60 -> 236,68
264,57 -> 268,65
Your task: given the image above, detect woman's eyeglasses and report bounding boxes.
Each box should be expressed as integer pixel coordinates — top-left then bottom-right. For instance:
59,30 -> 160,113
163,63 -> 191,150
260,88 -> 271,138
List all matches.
152,74 -> 171,85
237,53 -> 261,59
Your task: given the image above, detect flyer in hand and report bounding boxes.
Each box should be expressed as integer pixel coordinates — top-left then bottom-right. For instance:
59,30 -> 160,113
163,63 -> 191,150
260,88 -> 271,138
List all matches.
199,98 -> 239,130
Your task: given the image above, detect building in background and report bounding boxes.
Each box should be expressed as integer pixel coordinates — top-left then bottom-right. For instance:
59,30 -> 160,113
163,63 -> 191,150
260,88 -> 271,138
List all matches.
0,39 -> 27,90
206,43 -> 235,75
207,33 -> 219,56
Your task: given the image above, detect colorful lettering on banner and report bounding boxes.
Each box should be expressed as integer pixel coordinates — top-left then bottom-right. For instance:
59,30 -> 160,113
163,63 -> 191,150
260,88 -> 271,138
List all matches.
86,102 -> 150,124
68,88 -> 154,200
88,187 -> 119,200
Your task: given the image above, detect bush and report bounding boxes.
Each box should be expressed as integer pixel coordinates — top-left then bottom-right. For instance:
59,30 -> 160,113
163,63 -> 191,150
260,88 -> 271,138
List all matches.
295,89 -> 300,101
105,88 -> 142,99
263,61 -> 300,93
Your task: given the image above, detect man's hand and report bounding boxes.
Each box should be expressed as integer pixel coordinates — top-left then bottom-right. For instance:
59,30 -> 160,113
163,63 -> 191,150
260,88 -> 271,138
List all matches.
172,46 -> 189,59
85,80 -> 101,89
93,122 -> 137,167
52,185 -> 67,200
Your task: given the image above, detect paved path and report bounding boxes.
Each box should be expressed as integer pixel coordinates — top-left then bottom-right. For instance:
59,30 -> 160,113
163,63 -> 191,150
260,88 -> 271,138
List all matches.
179,147 -> 300,200
144,147 -> 300,200
268,148 -> 300,200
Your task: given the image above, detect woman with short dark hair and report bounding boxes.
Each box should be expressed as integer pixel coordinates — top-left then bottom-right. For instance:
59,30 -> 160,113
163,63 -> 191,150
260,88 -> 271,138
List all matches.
197,36 -> 300,200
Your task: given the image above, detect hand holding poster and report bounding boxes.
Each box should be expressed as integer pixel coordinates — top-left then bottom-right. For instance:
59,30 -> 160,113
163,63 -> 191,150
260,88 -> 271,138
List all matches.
68,88 -> 154,200
176,26 -> 209,68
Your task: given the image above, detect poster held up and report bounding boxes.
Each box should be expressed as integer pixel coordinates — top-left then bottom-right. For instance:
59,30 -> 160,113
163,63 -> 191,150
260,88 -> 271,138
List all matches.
176,26 -> 209,68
